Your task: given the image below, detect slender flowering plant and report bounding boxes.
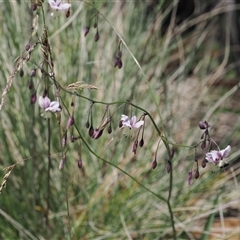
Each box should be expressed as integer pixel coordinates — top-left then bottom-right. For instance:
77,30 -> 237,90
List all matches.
120,115 -> 144,129
205,145 -> 231,166
38,96 -> 61,113
48,0 -> 71,11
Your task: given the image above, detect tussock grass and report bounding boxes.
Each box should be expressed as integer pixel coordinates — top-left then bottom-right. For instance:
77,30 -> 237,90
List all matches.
0,1 -> 240,239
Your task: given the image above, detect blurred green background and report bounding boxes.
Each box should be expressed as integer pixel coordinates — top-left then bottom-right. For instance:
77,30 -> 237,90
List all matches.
0,1 -> 240,239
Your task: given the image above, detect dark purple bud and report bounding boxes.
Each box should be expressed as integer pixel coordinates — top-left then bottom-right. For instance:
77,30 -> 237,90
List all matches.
32,3 -> 37,11
132,140 -> 138,154
84,27 -> 90,37
202,159 -> 207,168
170,148 -> 175,158
93,23 -> 97,28
25,43 -> 30,51
30,69 -> 36,77
195,170 -> 200,179
43,89 -> 48,98
92,129 -> 103,139
199,120 -> 210,130
28,79 -> 34,90
71,101 -> 74,107
139,138 -> 144,147
152,159 -> 157,169
62,134 -> 67,147
167,160 -> 171,173
59,155 -> 66,170
70,135 -> 75,142
20,68 -> 24,77
107,125 -> 112,134
66,9 -> 70,18
30,92 -> 37,104
117,51 -> 122,58
188,171 -> 193,185
94,31 -> 100,42
89,125 -> 94,137
114,58 -> 119,68
77,159 -> 82,169
200,132 -> 205,139
201,141 -> 206,150
85,121 -> 90,129
119,120 -> 123,128
66,115 -> 74,129
117,59 -> 123,69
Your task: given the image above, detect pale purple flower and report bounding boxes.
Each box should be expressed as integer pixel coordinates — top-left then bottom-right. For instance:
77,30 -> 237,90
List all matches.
38,96 -> 61,113
120,115 -> 144,129
48,0 -> 71,11
205,145 -> 231,165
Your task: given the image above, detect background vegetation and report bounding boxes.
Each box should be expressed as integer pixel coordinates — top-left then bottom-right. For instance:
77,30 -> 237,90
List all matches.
0,1 -> 240,239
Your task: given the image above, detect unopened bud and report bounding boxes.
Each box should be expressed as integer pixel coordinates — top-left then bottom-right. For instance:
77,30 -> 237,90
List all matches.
195,170 -> 200,179
117,59 -> 122,69
202,159 -> 207,168
71,101 -> 74,107
94,31 -> 99,42
132,140 -> 138,154
152,159 -> 157,169
139,138 -> 144,147
77,159 -> 82,169
107,125 -> 112,134
201,141 -> 206,150
167,160 -> 171,173
20,68 -> 24,77
28,79 -> 34,90
43,89 -> 48,98
62,134 -> 67,147
93,23 -> 97,28
89,125 -> 94,137
25,43 -> 30,51
70,135 -> 75,142
30,92 -> 37,104
84,27 -> 90,37
188,171 -> 193,185
66,115 -> 74,129
92,129 -> 103,139
119,120 -> 123,128
66,9 -> 70,18
30,69 -> 36,77
32,3 -> 37,11
85,121 -> 90,129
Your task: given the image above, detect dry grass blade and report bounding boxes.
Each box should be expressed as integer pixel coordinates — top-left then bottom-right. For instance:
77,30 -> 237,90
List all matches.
66,81 -> 99,91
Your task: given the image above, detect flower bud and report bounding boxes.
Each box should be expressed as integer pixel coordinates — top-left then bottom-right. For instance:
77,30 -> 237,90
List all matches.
92,129 -> 103,139
88,125 -> 94,137
28,79 -> 34,90
85,121 -> 90,128
152,159 -> 157,169
188,171 -> 193,185
139,138 -> 144,147
30,69 -> 36,77
70,135 -> 75,142
77,159 -> 82,169
119,120 -> 123,128
201,141 -> 206,150
32,4 -> 37,11
62,134 -> 67,147
30,92 -> 37,104
195,170 -> 200,179
84,27 -> 90,37
132,140 -> 138,154
66,115 -> 74,129
94,31 -> 100,42
66,9 -> 70,18
20,68 -> 24,77
25,43 -> 30,51
117,59 -> 123,69
202,159 -> 207,168
93,23 -> 97,28
107,125 -> 112,134
167,160 -> 171,173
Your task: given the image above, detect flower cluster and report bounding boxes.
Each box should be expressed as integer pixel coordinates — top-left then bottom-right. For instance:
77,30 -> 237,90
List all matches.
48,0 -> 71,11
38,96 -> 61,113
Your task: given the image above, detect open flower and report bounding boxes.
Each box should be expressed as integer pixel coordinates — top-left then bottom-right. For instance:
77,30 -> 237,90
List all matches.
205,145 -> 231,165
48,0 -> 71,11
120,115 -> 144,129
38,96 -> 61,113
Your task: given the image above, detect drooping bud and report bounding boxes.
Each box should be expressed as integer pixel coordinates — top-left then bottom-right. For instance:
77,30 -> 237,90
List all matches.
139,138 -> 144,147
188,171 -> 193,185
117,59 -> 123,69
62,134 -> 67,147
84,27 -> 90,37
30,92 -> 37,104
70,135 -> 75,142
107,125 -> 112,134
202,159 -> 207,168
93,23 -> 97,28
59,155 -> 66,170
195,170 -> 200,179
66,9 -> 70,18
30,69 -> 36,77
32,3 -> 37,11
92,128 -> 103,139
119,120 -> 123,128
20,68 -> 24,77
28,79 -> 34,90
152,158 -> 157,169
77,159 -> 82,169
198,120 -> 210,130
167,160 -> 171,173
88,125 -> 94,137
132,140 -> 138,154
66,115 -> 74,129
201,141 -> 206,150
71,101 -> 74,107
43,89 -> 48,98
94,31 -> 100,42
25,43 -> 30,51
85,121 -> 90,129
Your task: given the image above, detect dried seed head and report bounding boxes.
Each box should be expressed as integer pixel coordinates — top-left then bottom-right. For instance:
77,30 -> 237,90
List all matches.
30,92 -> 37,104
152,159 -> 157,169
84,27 -> 90,37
